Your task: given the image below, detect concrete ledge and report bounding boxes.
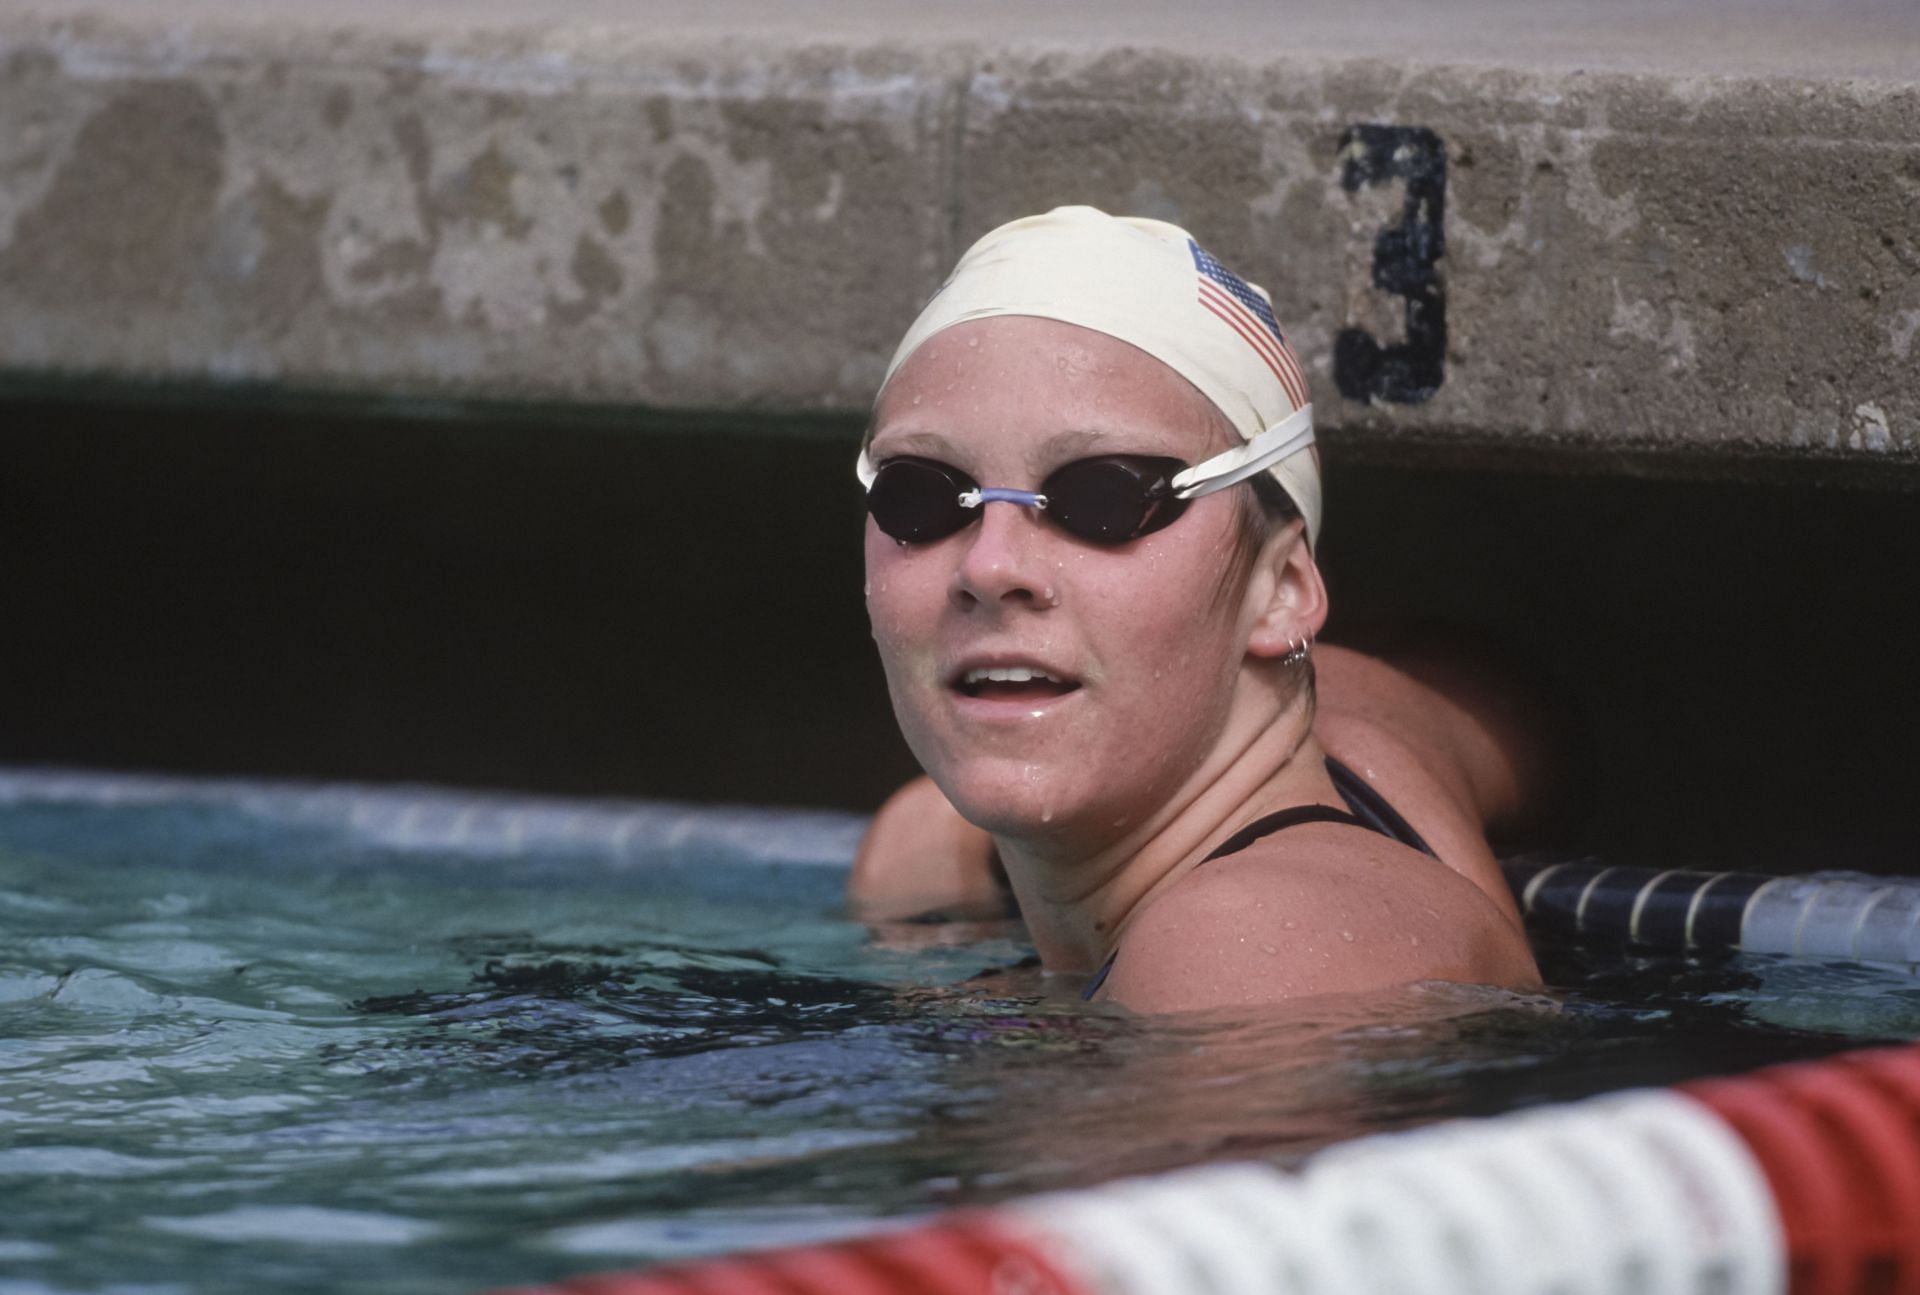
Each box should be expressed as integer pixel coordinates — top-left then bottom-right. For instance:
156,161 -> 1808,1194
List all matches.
3,1 -> 1918,466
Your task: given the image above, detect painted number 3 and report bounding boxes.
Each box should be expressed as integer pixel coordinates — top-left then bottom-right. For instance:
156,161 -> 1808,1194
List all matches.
1334,124 -> 1448,406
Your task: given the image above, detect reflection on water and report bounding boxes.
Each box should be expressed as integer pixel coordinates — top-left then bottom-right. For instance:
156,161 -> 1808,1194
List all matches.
2,825 -> 1917,1295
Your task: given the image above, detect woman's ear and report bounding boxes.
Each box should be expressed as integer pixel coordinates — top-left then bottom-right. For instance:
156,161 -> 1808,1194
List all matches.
1245,521 -> 1328,659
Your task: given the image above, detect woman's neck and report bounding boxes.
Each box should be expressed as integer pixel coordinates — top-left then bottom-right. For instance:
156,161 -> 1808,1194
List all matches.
994,687 -> 1326,972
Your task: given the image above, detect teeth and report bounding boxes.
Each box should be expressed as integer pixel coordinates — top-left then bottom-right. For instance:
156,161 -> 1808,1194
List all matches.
964,666 -> 1063,685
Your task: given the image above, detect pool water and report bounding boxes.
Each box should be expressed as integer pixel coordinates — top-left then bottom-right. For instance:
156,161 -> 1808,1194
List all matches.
4,779 -> 1919,1295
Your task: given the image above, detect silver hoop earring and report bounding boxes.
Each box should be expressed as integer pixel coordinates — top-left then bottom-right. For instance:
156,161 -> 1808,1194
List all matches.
1281,632 -> 1313,667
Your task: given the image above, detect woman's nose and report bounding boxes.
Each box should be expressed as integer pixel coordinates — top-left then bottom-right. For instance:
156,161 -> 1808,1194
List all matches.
949,501 -> 1058,612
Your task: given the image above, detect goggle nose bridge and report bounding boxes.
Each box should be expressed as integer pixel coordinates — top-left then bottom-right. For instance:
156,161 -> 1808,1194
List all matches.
957,486 -> 1050,511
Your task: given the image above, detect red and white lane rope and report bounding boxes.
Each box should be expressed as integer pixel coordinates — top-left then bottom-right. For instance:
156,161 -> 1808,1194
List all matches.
502,1043 -> 1920,1295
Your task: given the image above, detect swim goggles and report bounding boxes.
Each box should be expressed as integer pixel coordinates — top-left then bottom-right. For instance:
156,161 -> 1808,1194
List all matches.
857,405 -> 1313,546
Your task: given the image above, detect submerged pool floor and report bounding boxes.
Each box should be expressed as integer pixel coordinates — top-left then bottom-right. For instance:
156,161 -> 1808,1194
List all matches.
3,781 -> 1919,1295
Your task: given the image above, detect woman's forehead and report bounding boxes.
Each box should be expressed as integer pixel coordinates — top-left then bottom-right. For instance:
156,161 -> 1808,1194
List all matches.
871,317 -> 1232,455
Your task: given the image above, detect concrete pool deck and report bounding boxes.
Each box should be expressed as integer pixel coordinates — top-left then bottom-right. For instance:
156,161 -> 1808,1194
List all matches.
2,0 -> 1917,473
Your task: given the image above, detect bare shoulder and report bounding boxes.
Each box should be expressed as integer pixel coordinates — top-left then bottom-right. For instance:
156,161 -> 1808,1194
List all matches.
1316,640 -> 1580,840
1098,826 -> 1539,1014
1299,647 -> 1520,923
1314,645 -> 1489,810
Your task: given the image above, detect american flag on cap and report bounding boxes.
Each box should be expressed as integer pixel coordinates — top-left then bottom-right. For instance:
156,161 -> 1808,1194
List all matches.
1190,241 -> 1309,410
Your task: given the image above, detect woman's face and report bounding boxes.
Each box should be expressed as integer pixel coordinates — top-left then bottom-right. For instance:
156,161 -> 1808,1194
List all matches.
864,316 -> 1267,845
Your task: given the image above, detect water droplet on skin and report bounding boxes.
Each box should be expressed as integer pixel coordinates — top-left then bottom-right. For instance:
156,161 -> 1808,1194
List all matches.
1259,943 -> 1277,955
1041,808 -> 1053,823
967,336 -> 979,348
1409,935 -> 1421,947
1339,930 -> 1355,942
1282,919 -> 1299,930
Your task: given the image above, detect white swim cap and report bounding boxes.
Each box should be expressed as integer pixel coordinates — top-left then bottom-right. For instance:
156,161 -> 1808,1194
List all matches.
870,205 -> 1321,546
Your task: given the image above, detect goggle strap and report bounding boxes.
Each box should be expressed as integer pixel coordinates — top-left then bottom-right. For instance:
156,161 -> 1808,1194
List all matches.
861,409 -> 1313,508
1169,405 -> 1315,500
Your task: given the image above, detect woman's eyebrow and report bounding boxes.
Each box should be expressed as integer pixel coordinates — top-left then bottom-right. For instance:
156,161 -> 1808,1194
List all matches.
1034,428 -> 1107,460
869,429 -> 954,457
1030,426 -> 1172,469
872,425 -> 1155,466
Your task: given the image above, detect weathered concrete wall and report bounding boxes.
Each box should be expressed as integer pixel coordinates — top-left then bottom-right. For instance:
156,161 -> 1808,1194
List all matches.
3,2 -> 1917,468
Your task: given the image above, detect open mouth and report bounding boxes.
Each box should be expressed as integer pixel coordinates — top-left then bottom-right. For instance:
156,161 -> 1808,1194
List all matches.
953,666 -> 1082,703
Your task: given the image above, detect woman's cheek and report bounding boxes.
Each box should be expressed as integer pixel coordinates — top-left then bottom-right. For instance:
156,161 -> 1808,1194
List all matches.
866,583 -> 945,740
866,580 -> 931,672
863,546 -> 914,647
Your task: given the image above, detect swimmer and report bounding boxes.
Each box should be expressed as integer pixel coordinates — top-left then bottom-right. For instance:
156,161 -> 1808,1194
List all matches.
850,207 -> 1563,1013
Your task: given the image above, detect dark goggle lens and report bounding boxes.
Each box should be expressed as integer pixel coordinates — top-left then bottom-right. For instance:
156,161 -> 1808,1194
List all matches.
867,458 -> 976,542
1044,457 -> 1187,543
866,454 -> 1190,546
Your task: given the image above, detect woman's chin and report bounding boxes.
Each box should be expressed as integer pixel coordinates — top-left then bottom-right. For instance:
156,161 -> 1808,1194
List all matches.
939,769 -> 1099,843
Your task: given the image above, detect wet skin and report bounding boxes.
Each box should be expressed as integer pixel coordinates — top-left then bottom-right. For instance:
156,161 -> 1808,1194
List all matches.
861,316 -> 1538,1012
865,318 -> 1282,848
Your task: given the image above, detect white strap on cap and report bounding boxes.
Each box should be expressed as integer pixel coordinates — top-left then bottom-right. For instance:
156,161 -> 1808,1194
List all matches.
1170,404 -> 1315,501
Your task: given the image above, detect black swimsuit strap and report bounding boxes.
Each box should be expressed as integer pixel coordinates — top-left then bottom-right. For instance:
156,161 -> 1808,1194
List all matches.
1190,760 -> 1439,868
1082,757 -> 1437,1000
1198,804 -> 1375,862
1324,756 -> 1439,859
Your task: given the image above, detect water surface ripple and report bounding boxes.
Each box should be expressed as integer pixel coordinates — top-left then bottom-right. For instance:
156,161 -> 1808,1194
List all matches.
3,802 -> 1917,1294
